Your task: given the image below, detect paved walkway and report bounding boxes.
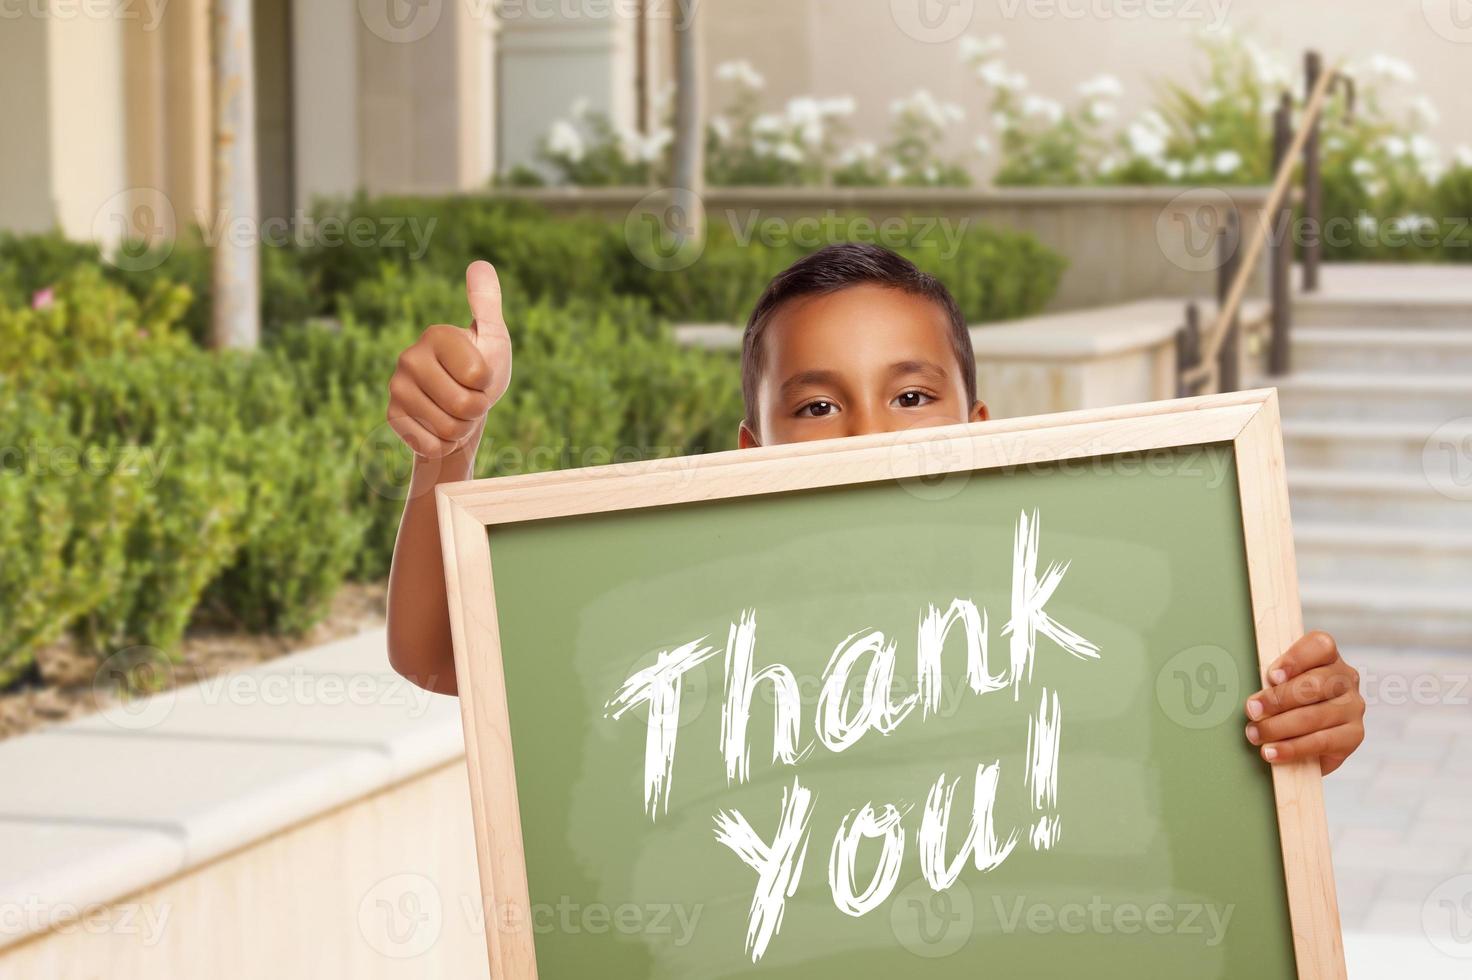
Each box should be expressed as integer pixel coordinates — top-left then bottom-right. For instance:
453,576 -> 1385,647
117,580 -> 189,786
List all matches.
1328,647 -> 1472,977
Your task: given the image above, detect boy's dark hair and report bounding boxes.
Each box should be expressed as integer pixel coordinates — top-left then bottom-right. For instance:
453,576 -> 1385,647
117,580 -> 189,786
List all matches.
740,243 -> 976,432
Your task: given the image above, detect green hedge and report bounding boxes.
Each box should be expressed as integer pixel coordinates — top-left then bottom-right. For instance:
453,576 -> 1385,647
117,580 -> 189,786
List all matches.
0,265 -> 743,685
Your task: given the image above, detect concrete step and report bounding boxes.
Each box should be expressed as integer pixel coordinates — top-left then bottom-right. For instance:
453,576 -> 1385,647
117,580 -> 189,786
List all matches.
1291,327 -> 1472,373
1289,469 -> 1469,529
1276,372 -> 1472,423
1295,522 -> 1472,590
1282,419 -> 1470,473
1299,580 -> 1472,653
1294,299 -> 1472,329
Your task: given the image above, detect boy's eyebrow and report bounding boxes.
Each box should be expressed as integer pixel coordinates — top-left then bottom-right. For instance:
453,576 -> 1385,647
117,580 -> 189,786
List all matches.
778,369 -> 843,401
887,360 -> 950,383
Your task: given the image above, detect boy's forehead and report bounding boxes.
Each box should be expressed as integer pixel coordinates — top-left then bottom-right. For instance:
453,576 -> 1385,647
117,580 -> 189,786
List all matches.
761,285 -> 957,373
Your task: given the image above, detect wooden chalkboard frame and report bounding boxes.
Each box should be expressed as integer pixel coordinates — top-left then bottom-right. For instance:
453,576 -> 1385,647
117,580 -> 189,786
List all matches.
436,388 -> 1346,980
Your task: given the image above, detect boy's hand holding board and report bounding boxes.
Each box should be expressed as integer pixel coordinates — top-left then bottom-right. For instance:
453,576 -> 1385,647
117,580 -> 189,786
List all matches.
385,251 -> 1362,977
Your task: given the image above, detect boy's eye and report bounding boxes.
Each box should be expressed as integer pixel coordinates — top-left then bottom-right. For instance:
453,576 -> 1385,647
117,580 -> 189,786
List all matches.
799,400 -> 838,418
894,391 -> 934,409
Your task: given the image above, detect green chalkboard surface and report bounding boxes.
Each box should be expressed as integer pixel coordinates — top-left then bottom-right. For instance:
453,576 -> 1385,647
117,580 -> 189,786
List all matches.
482,442 -> 1297,979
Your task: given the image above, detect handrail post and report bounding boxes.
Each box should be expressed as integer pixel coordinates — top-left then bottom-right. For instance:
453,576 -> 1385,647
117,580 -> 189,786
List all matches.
1216,207 -> 1242,392
1303,51 -> 1323,292
1268,93 -> 1294,376
1177,302 -> 1202,398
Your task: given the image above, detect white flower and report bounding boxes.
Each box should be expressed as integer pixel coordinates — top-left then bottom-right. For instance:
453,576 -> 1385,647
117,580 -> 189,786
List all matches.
1087,101 -> 1117,122
893,89 -> 965,128
710,115 -> 732,143
1188,154 -> 1209,175
1021,95 -> 1063,125
888,162 -> 909,183
992,111 -> 1012,132
1387,213 -> 1434,235
819,96 -> 857,117
1351,158 -> 1376,179
1213,150 -> 1243,175
839,141 -> 878,166
715,60 -> 765,90
1381,135 -> 1408,158
569,98 -> 591,120
1356,214 -> 1378,235
752,113 -> 785,136
1364,178 -> 1387,199
1363,53 -> 1416,84
960,34 -> 1005,61
1098,154 -> 1119,176
1456,145 -> 1472,169
976,60 -> 1027,92
1410,133 -> 1438,162
1410,95 -> 1440,126
1202,86 -> 1222,106
1077,74 -> 1123,99
774,141 -> 804,165
1127,122 -> 1167,160
547,120 -> 585,162
1163,159 -> 1186,180
973,134 -> 992,156
923,164 -> 940,183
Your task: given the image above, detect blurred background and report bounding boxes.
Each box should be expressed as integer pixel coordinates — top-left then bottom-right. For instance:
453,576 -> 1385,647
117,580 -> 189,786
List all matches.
0,1 -> 1468,978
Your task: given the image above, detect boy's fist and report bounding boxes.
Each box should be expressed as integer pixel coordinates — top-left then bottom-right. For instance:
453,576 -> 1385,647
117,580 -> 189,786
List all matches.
387,261 -> 513,460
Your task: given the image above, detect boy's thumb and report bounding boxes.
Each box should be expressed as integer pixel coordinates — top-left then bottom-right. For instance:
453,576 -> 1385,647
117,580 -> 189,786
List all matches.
465,260 -> 512,396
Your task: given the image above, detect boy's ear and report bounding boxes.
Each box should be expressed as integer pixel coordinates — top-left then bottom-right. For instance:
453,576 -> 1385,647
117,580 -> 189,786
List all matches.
971,401 -> 991,423
738,420 -> 761,449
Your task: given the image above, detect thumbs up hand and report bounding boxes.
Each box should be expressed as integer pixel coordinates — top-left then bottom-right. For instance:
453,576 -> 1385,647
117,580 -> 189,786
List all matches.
386,261 -> 514,461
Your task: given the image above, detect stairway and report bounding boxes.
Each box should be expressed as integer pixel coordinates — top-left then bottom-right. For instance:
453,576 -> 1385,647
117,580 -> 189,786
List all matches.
1273,266 -> 1472,654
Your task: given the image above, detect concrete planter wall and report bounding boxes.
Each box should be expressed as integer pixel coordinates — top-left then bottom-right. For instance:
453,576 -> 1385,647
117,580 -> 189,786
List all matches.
495,185 -> 1277,313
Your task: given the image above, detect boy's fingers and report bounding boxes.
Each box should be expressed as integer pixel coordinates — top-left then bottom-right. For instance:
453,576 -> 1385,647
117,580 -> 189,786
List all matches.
1247,664 -> 1359,721
1265,630 -> 1339,685
1246,695 -> 1360,745
387,414 -> 454,461
424,324 -> 493,393
389,376 -> 480,441
1258,722 -> 1364,765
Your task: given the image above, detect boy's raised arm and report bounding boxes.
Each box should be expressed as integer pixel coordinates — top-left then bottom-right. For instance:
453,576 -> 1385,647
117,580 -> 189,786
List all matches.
385,261 -> 513,695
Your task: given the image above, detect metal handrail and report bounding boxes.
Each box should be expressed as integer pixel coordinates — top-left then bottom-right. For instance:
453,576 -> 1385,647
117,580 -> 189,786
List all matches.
1181,53 -> 1349,392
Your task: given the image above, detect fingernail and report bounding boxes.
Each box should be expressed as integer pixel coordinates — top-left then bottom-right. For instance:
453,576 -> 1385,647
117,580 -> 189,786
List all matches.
1270,669 -> 1288,685
1263,746 -> 1279,761
1247,699 -> 1264,720
1246,725 -> 1260,744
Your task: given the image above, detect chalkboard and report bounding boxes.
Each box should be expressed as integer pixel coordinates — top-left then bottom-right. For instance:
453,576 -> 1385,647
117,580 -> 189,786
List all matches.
438,391 -> 1345,980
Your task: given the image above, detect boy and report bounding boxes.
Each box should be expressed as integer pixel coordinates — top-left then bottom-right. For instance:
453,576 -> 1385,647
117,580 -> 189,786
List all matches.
384,244 -> 1365,775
